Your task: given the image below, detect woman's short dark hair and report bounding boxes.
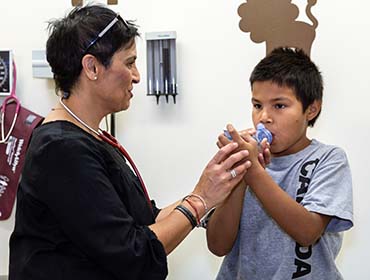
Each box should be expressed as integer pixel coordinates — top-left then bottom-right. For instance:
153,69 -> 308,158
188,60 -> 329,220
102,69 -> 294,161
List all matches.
46,4 -> 140,95
250,47 -> 324,127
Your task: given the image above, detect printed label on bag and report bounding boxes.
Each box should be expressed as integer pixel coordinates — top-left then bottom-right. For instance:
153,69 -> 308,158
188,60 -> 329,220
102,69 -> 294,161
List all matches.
0,175 -> 9,198
5,136 -> 24,173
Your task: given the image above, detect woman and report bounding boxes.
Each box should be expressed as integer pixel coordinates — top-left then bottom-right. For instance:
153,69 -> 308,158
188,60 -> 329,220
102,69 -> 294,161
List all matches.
9,4 -> 251,280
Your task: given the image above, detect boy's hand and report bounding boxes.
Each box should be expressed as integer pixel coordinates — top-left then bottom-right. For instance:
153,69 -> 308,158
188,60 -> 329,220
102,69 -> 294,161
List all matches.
256,138 -> 271,168
217,124 -> 271,168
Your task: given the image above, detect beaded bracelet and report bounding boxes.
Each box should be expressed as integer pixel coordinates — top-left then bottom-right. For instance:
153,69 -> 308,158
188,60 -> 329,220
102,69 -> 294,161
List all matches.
182,193 -> 208,213
175,205 -> 197,229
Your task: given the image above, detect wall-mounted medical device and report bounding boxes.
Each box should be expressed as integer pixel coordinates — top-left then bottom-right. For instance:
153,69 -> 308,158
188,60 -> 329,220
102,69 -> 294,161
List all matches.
146,31 -> 178,104
32,50 -> 53,79
72,0 -> 118,6
0,50 -> 13,96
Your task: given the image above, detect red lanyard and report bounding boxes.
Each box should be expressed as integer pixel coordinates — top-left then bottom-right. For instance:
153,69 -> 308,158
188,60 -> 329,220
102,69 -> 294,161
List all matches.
99,130 -> 152,209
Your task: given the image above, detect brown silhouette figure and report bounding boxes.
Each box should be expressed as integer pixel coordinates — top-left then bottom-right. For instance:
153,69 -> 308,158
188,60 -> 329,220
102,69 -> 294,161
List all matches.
72,0 -> 118,6
72,0 -> 83,6
238,0 -> 318,56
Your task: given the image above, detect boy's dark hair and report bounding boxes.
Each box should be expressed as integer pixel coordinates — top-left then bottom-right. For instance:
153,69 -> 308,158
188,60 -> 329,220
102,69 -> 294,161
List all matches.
250,47 -> 323,127
46,4 -> 140,95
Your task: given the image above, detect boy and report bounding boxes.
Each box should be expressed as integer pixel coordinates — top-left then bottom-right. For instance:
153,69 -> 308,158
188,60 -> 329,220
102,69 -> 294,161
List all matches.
206,48 -> 353,279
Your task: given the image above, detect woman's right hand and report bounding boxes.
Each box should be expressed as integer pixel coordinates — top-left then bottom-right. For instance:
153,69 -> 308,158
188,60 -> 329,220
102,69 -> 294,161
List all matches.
192,142 -> 251,211
150,141 -> 250,255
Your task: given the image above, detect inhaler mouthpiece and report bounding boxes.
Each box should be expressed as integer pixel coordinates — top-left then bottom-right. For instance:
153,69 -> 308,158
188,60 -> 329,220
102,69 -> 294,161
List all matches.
255,123 -> 273,144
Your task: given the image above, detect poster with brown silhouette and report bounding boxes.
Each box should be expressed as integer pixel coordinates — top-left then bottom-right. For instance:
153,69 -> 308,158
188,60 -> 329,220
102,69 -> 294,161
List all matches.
238,0 -> 318,57
72,0 -> 118,6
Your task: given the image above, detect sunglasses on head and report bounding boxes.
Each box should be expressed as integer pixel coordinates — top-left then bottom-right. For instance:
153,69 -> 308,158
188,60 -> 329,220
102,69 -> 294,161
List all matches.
82,13 -> 129,55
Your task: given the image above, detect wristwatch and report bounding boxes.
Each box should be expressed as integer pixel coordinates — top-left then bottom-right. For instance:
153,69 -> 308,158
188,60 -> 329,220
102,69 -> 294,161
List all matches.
198,207 -> 216,229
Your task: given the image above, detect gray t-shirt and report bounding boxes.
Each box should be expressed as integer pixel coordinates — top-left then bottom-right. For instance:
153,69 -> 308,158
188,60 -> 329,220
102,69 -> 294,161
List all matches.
217,139 -> 353,280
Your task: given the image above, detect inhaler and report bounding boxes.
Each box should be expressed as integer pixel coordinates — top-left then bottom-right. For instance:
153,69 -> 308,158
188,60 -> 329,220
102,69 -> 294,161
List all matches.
223,123 -> 273,144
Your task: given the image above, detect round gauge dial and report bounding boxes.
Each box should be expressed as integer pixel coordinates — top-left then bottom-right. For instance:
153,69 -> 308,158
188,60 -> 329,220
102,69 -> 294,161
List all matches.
0,55 -> 9,91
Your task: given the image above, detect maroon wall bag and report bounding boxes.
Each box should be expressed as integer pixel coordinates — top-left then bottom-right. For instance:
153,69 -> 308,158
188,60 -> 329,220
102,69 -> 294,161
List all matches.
0,62 -> 43,220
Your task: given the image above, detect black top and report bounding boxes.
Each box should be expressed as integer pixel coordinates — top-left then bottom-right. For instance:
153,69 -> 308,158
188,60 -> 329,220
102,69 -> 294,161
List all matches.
9,121 -> 167,280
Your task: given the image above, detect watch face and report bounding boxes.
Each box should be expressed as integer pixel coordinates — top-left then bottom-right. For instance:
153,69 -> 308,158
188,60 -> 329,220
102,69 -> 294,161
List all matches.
0,51 -> 11,95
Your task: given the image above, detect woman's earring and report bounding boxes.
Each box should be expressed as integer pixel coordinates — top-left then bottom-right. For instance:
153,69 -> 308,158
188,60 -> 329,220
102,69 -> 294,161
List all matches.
94,76 -> 98,80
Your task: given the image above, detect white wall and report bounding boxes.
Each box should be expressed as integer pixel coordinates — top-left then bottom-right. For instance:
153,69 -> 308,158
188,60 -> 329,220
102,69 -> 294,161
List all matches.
1,0 -> 370,278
